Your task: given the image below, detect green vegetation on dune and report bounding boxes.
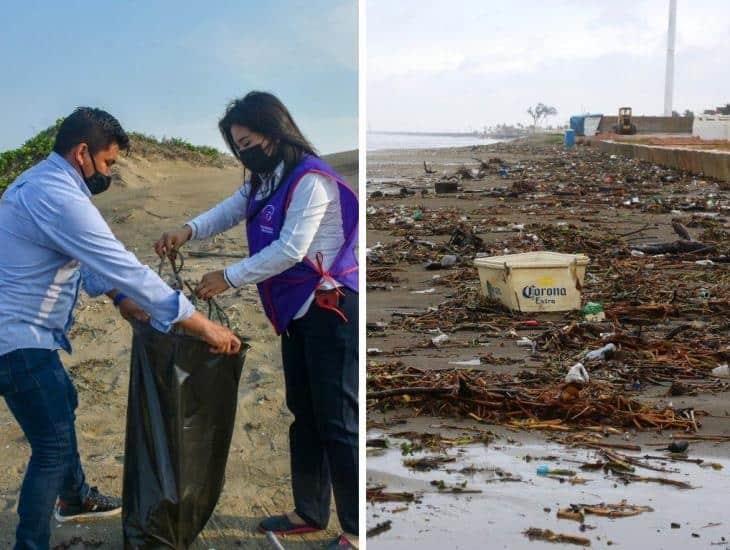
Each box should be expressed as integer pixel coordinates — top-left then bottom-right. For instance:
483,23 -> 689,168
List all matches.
1,121 -> 232,192
0,120 -> 62,191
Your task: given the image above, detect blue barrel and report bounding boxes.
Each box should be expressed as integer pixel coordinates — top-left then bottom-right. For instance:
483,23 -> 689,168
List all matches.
564,129 -> 576,148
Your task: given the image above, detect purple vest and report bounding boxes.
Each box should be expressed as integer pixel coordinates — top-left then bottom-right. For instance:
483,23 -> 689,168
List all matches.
246,155 -> 358,334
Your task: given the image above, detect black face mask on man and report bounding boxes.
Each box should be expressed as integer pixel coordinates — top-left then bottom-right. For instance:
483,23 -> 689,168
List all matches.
238,144 -> 279,175
82,151 -> 112,195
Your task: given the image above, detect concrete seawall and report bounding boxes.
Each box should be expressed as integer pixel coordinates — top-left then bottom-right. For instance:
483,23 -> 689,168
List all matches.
597,140 -> 730,184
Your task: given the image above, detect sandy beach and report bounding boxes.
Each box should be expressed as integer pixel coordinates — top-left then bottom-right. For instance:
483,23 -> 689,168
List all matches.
0,149 -> 358,549
365,137 -> 730,548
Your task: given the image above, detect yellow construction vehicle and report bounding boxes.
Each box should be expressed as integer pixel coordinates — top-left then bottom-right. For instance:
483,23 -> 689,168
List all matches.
613,107 -> 637,135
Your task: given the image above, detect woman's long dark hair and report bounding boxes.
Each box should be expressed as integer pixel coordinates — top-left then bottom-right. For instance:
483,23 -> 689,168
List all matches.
219,91 -> 318,190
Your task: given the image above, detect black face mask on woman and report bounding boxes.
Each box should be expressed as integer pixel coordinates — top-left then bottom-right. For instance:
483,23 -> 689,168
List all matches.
83,153 -> 112,195
238,144 -> 279,175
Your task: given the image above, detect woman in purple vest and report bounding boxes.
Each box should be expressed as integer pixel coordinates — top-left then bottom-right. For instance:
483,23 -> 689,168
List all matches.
155,92 -> 359,549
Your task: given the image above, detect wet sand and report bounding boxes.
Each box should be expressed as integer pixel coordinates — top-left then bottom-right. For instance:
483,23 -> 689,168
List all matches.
365,138 -> 730,548
0,150 -> 358,548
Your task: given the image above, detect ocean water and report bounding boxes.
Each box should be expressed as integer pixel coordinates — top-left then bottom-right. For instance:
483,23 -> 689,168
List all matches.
368,132 -> 502,151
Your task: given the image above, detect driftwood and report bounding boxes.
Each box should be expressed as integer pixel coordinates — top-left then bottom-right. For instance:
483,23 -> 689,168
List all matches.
633,239 -> 715,255
367,386 -> 455,399
523,528 -> 591,546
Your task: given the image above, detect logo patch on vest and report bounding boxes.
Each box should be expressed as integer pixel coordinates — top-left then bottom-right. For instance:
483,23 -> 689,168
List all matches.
260,205 -> 276,234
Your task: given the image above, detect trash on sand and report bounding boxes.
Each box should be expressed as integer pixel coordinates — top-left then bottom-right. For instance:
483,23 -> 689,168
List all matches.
435,181 -> 458,194
664,440 -> 690,453
411,288 -> 436,294
431,333 -> 449,347
584,343 -> 616,362
582,302 -> 605,322
474,251 -> 590,312
536,465 -> 576,477
615,472 -> 693,489
430,479 -> 482,494
711,364 -> 730,378
565,363 -> 590,386
557,500 -> 654,522
367,348 -> 382,356
403,456 -> 456,471
440,254 -> 458,267
516,337 -> 536,349
367,486 -> 418,503
368,362 -> 703,431
523,527 -> 591,546
367,520 -> 393,538
448,358 -> 482,366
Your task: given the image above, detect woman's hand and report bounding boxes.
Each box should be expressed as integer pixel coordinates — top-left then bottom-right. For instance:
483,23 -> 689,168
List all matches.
196,270 -> 230,300
154,225 -> 193,258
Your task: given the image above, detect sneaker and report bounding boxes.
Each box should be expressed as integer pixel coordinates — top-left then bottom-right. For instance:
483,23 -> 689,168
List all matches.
53,486 -> 121,523
258,513 -> 322,535
325,535 -> 357,549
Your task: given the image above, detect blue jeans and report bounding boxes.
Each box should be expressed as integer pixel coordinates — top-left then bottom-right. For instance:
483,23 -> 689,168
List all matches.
0,349 -> 89,550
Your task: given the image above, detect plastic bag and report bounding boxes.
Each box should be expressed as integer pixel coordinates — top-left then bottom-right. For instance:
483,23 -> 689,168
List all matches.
122,320 -> 247,548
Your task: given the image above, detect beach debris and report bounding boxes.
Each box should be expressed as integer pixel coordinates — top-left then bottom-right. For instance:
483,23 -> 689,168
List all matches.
582,302 -> 606,322
367,362 -> 704,431
435,181 -> 458,194
584,343 -> 616,362
367,520 -> 393,538
711,364 -> 730,378
440,254 -> 458,267
367,486 -> 418,503
662,440 -> 690,453
557,500 -> 653,522
411,288 -> 436,295
615,472 -> 693,489
536,465 -> 577,477
523,528 -> 591,546
565,363 -> 590,386
429,479 -> 482,494
403,456 -> 456,471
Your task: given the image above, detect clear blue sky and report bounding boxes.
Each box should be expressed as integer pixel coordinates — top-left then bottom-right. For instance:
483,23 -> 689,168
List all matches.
0,0 -> 357,154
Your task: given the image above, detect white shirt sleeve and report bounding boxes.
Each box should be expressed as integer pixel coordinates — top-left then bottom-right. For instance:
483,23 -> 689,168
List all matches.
224,173 -> 336,286
187,182 -> 250,240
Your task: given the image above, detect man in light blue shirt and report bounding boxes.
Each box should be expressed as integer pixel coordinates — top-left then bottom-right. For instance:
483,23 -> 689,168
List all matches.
0,107 -> 241,549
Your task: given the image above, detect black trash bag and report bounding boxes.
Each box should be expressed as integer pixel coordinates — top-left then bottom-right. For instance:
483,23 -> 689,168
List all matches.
123,321 -> 247,549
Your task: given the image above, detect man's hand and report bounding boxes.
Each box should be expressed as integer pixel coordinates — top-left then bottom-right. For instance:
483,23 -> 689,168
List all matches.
118,297 -> 150,323
196,270 -> 231,300
154,225 -> 193,258
178,311 -> 241,354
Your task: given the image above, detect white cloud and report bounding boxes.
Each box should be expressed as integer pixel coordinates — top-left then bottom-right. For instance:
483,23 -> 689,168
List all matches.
368,0 -> 730,130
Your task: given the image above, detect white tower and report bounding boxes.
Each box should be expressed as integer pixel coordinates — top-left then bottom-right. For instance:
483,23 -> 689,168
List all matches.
663,0 -> 677,116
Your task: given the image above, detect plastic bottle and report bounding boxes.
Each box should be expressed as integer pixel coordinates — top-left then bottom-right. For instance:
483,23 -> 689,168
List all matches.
712,364 -> 730,378
585,343 -> 616,362
565,363 -> 589,385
